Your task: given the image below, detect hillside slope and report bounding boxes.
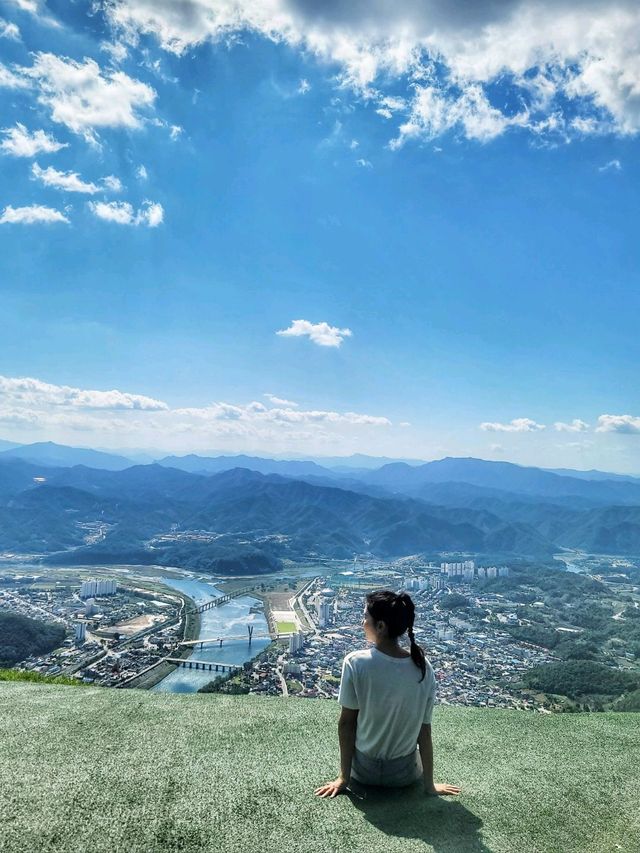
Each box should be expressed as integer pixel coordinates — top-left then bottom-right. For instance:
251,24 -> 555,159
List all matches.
1,682 -> 638,853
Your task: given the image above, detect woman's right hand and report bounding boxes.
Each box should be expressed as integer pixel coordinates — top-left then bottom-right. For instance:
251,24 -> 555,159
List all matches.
425,782 -> 462,796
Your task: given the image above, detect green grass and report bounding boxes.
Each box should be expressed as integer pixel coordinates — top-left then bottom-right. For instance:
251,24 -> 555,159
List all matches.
1,682 -> 639,853
0,668 -> 84,687
276,620 -> 298,633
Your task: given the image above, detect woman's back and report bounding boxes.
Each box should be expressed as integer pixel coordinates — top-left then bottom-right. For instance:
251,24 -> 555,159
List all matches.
338,646 -> 436,760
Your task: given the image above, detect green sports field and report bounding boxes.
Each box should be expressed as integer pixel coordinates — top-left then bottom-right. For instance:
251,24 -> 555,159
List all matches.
1,681 -> 638,853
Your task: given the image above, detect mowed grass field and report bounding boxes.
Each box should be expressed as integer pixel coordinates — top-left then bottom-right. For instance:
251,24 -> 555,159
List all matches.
1,682 -> 639,853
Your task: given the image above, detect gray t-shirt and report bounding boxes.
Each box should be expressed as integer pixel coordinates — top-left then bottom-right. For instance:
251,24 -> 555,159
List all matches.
338,646 -> 436,760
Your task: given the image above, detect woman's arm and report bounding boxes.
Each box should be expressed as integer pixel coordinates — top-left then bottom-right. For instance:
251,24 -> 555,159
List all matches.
314,706 -> 359,797
417,723 -> 462,796
338,706 -> 359,781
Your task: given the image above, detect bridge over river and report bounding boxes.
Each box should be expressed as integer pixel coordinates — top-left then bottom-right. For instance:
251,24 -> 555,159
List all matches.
189,586 -> 259,614
179,626 -> 277,648
164,657 -> 243,674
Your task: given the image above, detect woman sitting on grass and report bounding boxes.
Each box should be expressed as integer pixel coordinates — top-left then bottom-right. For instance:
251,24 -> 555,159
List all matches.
314,589 -> 461,799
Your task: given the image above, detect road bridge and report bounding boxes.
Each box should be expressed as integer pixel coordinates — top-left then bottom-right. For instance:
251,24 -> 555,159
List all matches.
190,586 -> 258,614
164,657 -> 243,674
179,627 -> 273,648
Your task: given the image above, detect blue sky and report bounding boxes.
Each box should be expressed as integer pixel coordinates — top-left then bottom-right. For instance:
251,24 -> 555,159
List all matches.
1,0 -> 640,471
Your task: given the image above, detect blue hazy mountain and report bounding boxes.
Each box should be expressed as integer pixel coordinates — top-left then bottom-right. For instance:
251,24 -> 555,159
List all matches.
4,454 -> 640,567
0,441 -> 136,471
156,454 -> 341,479
543,467 -> 640,483
361,457 -> 640,504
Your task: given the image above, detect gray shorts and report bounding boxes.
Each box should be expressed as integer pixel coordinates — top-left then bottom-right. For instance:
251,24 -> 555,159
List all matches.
350,746 -> 423,788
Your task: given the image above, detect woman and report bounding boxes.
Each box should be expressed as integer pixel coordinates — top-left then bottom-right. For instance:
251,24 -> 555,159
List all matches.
314,589 -> 462,798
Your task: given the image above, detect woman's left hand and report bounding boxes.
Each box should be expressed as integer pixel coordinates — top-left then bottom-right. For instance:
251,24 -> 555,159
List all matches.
314,776 -> 348,798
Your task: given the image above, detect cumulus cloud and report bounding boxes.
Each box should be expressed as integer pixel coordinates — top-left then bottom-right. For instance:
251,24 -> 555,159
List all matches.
20,52 -> 156,143
0,62 -> 29,89
88,199 -> 163,226
0,373 -> 391,450
480,417 -> 546,432
0,18 -> 20,40
264,393 -> 298,407
595,414 -> 640,434
32,163 -> 101,193
0,123 -> 67,157
0,375 -> 168,410
554,419 -> 590,432
103,0 -> 640,143
0,204 -> 69,224
277,319 -> 353,348
173,401 -> 390,426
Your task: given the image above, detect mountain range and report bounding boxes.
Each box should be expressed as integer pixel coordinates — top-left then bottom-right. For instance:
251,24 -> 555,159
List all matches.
1,444 -> 640,571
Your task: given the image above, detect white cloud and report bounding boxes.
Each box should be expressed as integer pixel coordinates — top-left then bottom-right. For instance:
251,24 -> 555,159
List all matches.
173,401 -> 390,427
169,124 -> 182,140
89,200 -> 134,224
136,164 -> 148,180
554,419 -> 590,432
276,319 -> 353,348
32,162 -> 100,193
88,199 -> 163,227
355,158 -> 372,167
32,163 -> 123,194
8,0 -> 40,14
0,204 -> 69,224
0,123 -> 67,157
21,52 -> 156,143
480,418 -> 546,432
595,414 -> 640,434
104,0 -> 640,143
101,40 -> 129,63
0,62 -> 29,89
140,200 -> 163,226
0,373 -> 391,452
264,393 -> 298,408
0,374 -> 168,410
298,78 -> 310,94
0,18 -> 20,40
598,159 -> 622,172
102,174 -> 123,192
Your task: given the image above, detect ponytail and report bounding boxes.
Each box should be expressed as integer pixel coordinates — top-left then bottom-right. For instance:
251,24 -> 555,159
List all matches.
399,592 -> 427,683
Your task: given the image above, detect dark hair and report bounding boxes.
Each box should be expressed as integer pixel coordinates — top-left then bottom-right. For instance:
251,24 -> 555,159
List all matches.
365,589 -> 427,682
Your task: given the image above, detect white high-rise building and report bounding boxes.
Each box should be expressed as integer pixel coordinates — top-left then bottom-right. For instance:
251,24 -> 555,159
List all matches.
80,579 -> 117,599
75,621 -> 87,642
317,599 -> 332,628
289,631 -> 305,654
84,597 -> 95,616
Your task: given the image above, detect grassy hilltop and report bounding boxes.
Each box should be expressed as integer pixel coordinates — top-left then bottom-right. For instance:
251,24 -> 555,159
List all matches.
1,682 -> 639,853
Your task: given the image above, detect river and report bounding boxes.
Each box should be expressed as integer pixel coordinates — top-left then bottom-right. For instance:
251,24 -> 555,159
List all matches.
150,575 -> 272,693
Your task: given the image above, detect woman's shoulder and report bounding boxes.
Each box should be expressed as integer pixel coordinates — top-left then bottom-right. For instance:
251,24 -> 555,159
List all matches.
344,648 -> 374,667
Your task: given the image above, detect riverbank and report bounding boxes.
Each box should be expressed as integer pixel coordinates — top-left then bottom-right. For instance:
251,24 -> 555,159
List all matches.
121,592 -> 200,690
